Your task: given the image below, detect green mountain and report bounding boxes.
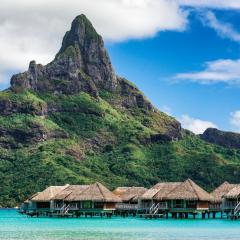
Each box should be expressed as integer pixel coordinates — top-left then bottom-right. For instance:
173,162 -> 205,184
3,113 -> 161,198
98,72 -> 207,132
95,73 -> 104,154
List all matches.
0,15 -> 240,207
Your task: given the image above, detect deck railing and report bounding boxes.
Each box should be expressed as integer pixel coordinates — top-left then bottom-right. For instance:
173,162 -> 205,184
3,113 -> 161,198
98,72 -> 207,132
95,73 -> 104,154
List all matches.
223,202 -> 238,210
140,202 -> 168,211
54,203 -> 78,210
116,203 -> 138,210
209,203 -> 222,210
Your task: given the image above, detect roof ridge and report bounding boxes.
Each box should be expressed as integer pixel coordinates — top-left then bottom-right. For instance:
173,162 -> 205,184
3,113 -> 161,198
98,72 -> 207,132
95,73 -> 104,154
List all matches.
164,182 -> 183,198
96,182 -> 107,199
187,179 -> 199,199
78,184 -> 92,196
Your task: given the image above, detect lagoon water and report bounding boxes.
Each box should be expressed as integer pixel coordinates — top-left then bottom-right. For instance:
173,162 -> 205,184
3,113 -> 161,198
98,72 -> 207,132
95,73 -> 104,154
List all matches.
1,210 -> 240,240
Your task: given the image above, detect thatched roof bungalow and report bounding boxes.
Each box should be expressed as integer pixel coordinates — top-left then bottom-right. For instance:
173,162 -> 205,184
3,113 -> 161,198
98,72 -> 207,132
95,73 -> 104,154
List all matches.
65,182 -> 120,202
53,185 -> 89,200
166,179 -> 212,201
141,182 -> 181,201
166,179 -> 212,210
139,182 -> 181,210
224,185 -> 240,199
31,185 -> 69,202
222,184 -> 240,211
63,182 -> 121,211
139,179 -> 212,211
29,185 -> 69,210
210,182 -> 237,204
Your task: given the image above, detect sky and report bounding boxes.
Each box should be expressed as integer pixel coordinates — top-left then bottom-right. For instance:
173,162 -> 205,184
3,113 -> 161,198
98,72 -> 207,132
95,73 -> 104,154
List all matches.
0,0 -> 240,134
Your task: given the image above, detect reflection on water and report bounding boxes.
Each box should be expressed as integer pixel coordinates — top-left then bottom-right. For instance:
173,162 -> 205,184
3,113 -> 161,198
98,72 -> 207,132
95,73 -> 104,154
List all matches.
0,210 -> 240,240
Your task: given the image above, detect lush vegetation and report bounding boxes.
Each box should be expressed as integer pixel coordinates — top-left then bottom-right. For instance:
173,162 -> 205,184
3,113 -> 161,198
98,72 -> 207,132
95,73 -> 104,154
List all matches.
0,90 -> 240,207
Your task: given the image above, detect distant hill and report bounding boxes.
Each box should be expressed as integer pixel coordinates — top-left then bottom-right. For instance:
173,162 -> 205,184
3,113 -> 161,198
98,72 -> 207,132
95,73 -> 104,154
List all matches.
201,128 -> 240,149
0,15 -> 240,207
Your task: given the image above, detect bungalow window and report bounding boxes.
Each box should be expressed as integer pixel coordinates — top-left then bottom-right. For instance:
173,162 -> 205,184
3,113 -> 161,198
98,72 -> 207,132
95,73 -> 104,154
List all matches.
187,200 -> 196,208
94,202 -> 104,209
82,201 -> 92,209
37,202 -> 50,209
174,200 -> 184,208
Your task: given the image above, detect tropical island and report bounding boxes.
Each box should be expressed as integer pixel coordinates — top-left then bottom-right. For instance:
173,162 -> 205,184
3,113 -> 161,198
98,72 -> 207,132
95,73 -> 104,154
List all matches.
0,14 -> 240,209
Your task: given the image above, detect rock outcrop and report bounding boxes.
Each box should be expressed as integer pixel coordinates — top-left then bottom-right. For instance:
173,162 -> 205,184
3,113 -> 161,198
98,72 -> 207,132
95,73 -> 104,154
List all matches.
7,14 -> 182,140
11,15 -> 117,95
10,15 -> 156,110
201,128 -> 240,149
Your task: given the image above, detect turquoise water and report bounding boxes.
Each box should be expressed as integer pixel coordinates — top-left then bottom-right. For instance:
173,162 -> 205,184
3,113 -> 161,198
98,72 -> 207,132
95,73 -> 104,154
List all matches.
1,210 -> 240,240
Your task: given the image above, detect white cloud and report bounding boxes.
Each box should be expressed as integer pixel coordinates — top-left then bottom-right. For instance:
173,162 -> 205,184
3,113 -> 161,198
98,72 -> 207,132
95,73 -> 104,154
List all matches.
0,0 -> 188,86
178,0 -> 240,9
230,111 -> 240,132
179,114 -> 218,134
174,59 -> 240,84
200,11 -> 240,42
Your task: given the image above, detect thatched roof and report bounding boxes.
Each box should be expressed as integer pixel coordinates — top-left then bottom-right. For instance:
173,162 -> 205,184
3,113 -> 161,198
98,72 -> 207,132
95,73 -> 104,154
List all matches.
166,179 -> 212,201
24,192 -> 40,203
65,182 -> 121,202
224,184 -> 240,199
210,181 -> 237,203
113,187 -> 147,202
31,185 -> 69,202
140,182 -> 181,200
53,185 -> 89,200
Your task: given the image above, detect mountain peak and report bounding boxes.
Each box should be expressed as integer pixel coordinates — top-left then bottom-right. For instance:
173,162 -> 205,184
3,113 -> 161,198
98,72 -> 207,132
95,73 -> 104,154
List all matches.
8,15 -> 182,140
11,14 -> 117,94
57,14 -> 100,56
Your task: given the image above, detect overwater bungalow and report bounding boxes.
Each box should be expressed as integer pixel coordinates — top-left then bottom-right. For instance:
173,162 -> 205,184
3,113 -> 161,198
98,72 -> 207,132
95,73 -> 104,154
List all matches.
56,182 -> 121,216
113,187 -> 147,212
165,179 -> 213,214
139,179 -> 213,218
28,185 -> 69,214
53,184 -> 90,212
139,182 -> 181,212
210,181 -> 237,212
222,184 -> 240,217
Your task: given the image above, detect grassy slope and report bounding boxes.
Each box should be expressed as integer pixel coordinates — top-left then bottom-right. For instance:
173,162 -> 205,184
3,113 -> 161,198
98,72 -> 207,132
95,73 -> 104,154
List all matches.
0,90 -> 240,207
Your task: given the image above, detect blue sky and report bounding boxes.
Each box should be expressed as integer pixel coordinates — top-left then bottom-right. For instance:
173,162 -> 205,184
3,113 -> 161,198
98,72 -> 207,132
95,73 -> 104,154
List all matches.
106,9 -> 240,133
1,1 -> 240,134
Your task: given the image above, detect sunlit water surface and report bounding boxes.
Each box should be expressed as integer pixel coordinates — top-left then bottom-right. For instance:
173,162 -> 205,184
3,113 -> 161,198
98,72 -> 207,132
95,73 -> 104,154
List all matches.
0,209 -> 240,240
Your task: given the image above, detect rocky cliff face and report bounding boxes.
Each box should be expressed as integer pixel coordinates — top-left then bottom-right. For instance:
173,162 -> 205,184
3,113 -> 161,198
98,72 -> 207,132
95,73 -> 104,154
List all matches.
201,128 -> 240,149
7,14 -> 182,140
11,15 -> 117,95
